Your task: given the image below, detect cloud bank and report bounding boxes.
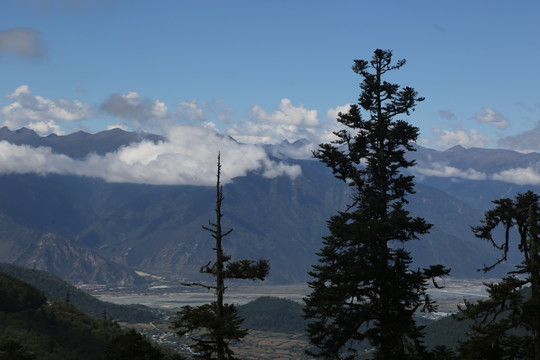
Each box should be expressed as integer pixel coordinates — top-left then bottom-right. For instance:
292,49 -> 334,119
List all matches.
492,167 -> 540,186
2,86 -> 538,188
412,163 -> 540,186
0,125 -> 301,186
414,163 -> 487,181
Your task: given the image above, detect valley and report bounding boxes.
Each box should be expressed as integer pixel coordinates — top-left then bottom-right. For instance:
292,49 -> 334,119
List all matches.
94,277 -> 491,314
97,278 -> 493,359
0,128 -> 538,287
0,128 -> 539,357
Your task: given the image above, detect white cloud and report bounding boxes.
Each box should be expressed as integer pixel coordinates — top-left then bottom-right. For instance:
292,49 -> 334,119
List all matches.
249,98 -> 319,126
492,167 -> 540,185
176,99 -> 233,124
270,141 -> 317,160
0,125 -> 301,186
223,100 -> 351,151
99,95 -> 339,149
0,28 -> 47,59
431,127 -> 492,149
326,104 -> 352,121
0,141 -> 75,175
474,108 -> 509,128
106,123 -> 128,131
226,120 -> 319,146
177,100 -> 206,122
100,91 -> 170,129
413,163 -> 487,181
1,85 -> 93,135
101,93 -> 233,135
27,120 -> 64,135
6,86 -> 31,99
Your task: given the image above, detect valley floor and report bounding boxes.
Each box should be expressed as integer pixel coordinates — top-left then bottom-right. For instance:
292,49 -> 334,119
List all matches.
94,283 -> 311,308
94,278 -> 492,313
96,278 -> 494,359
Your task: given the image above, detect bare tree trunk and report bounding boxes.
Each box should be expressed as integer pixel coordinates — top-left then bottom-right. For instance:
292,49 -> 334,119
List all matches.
215,154 -> 225,360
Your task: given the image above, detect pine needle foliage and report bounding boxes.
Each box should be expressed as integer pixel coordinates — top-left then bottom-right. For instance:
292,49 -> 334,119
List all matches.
457,191 -> 540,359
303,49 -> 450,360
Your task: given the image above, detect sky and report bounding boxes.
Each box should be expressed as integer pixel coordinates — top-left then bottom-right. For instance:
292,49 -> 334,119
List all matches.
0,0 -> 539,185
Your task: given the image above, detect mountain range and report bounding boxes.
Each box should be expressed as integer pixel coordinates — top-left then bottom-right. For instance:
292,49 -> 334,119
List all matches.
0,127 -> 538,285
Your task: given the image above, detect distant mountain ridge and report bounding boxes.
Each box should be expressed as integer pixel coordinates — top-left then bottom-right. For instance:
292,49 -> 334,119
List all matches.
413,144 -> 540,173
0,126 -> 164,159
0,128 -> 538,284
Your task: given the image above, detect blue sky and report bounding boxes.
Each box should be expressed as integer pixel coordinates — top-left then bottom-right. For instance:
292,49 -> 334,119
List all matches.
0,0 -> 539,185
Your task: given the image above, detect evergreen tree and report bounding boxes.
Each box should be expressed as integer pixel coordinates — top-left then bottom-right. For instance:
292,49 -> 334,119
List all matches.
430,345 -> 456,360
457,191 -> 540,359
0,340 -> 36,360
101,329 -> 165,360
172,154 -> 270,360
303,49 -> 449,360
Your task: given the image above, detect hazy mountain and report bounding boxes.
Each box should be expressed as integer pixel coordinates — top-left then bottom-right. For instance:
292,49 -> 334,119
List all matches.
0,126 -> 164,159
0,209 -> 145,286
0,128 -> 537,284
411,144 -> 540,210
413,144 -> 540,173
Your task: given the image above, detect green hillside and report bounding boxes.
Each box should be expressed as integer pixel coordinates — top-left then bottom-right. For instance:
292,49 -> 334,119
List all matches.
238,296 -> 306,334
0,263 -> 155,323
0,271 -> 182,360
0,271 -> 122,359
236,296 -> 474,353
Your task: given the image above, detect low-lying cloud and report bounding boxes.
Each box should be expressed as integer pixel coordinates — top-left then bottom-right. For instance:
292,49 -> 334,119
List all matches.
492,167 -> 540,186
0,125 -> 301,186
413,162 -> 540,186
413,163 -> 487,181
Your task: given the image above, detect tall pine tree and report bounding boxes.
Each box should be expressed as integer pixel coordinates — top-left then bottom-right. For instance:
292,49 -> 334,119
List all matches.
303,49 -> 449,360
173,154 -> 270,360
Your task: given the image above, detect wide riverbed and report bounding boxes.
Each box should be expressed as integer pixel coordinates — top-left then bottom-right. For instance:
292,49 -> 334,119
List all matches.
94,279 -> 491,313
95,283 -> 311,309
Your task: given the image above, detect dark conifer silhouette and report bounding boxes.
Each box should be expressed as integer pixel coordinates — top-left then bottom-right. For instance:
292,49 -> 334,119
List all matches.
457,191 -> 540,359
172,154 -> 269,360
303,49 -> 449,359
